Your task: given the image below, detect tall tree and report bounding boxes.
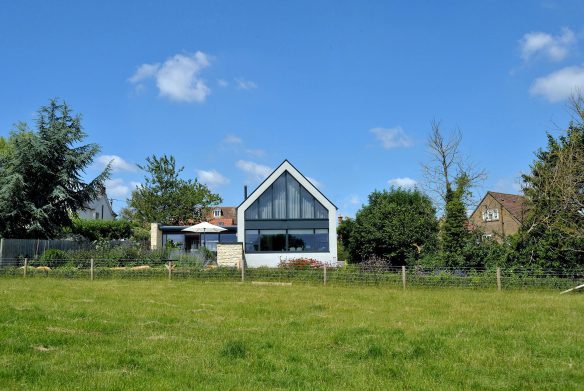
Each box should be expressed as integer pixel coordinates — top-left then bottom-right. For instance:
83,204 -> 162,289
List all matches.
422,122 -> 485,258
516,97 -> 584,268
123,154 -> 222,225
347,188 -> 438,265
0,100 -> 109,239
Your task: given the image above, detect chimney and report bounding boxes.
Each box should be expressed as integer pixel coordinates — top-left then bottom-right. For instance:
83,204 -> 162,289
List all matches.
244,185 -> 248,200
338,215 -> 343,225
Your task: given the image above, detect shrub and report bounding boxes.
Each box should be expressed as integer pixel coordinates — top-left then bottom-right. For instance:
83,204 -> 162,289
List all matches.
37,249 -> 69,268
279,258 -> 324,269
70,218 -> 133,241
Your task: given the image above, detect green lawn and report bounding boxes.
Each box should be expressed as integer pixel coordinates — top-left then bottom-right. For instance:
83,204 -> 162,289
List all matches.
0,279 -> 582,390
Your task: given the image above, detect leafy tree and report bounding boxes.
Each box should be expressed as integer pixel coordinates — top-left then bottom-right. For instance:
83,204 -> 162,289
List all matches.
440,175 -> 472,264
514,106 -> 584,269
0,100 -> 109,239
422,122 -> 485,265
123,154 -> 222,225
347,188 -> 438,265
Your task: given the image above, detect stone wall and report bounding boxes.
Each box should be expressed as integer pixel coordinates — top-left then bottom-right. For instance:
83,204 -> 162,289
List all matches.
150,223 -> 162,250
217,243 -> 244,269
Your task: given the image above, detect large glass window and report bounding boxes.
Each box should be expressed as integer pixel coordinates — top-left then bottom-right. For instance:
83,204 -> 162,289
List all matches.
245,200 -> 258,219
259,230 -> 287,252
245,229 -> 329,252
288,229 -> 315,252
301,187 -> 314,218
245,172 -> 328,220
245,230 -> 259,252
163,234 -> 185,248
259,190 -> 272,219
273,174 -> 286,219
219,233 -> 237,243
315,229 -> 329,251
287,174 -> 301,219
202,233 -> 219,251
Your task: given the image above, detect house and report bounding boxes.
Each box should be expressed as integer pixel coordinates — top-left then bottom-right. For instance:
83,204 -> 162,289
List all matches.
76,186 -> 117,221
150,207 -> 238,252
469,191 -> 528,240
237,160 -> 338,267
150,160 -> 339,267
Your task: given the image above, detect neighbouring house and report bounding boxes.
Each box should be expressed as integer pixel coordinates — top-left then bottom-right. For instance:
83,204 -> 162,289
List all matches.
150,206 -> 238,252
469,191 -> 528,240
237,160 -> 338,267
76,185 -> 117,221
150,160 -> 339,267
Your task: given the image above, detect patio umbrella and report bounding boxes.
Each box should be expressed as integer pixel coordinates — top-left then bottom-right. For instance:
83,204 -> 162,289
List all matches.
182,222 -> 227,249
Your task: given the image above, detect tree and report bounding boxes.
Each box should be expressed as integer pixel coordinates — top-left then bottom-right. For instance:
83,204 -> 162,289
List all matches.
422,122 -> 485,259
123,154 -> 222,225
347,188 -> 438,265
0,100 -> 109,239
515,98 -> 584,268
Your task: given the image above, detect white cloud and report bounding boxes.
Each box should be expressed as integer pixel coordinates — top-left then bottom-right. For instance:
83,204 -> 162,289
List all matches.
520,28 -> 576,62
218,79 -> 229,87
245,148 -> 266,158
349,195 -> 360,205
197,169 -> 230,187
388,177 -> 417,188
223,134 -> 242,145
530,65 -> 584,102
129,52 -> 211,103
235,78 -> 258,90
105,179 -> 129,198
370,127 -> 412,149
236,160 -> 272,182
96,155 -> 138,172
128,63 -> 160,83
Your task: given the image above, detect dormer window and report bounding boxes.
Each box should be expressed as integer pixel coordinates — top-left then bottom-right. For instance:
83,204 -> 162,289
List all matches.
482,208 -> 499,222
213,209 -> 222,218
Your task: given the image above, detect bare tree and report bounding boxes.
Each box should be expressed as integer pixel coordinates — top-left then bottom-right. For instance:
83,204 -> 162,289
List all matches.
421,120 -> 486,211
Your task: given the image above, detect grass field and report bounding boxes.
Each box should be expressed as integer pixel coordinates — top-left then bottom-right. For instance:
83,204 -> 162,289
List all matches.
0,279 -> 583,390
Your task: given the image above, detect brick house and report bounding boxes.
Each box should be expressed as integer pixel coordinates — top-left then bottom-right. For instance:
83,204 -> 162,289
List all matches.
469,191 -> 528,240
208,206 -> 237,227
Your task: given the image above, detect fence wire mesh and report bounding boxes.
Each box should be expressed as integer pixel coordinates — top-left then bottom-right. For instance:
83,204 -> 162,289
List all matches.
1,258 -> 583,290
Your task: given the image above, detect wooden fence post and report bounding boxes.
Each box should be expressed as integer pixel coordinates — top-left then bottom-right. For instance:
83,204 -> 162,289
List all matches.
496,267 -> 501,291
24,258 -> 28,278
168,261 -> 172,280
402,266 -> 406,290
241,257 -> 245,283
323,264 -> 327,286
90,258 -> 94,281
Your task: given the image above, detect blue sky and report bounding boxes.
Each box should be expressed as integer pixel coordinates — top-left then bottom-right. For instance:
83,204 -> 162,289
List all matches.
1,1 -> 584,217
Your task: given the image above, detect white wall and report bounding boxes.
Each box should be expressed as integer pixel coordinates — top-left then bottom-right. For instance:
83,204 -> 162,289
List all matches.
77,193 -> 116,221
237,161 -> 338,268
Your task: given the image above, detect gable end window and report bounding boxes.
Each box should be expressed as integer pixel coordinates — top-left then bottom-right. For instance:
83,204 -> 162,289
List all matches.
482,208 -> 499,222
244,172 -> 328,220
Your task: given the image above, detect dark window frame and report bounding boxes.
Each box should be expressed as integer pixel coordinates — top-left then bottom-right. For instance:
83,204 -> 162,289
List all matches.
244,228 -> 329,253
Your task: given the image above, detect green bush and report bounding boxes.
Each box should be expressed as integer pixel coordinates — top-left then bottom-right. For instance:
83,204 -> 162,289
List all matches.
37,249 -> 69,268
70,218 -> 133,241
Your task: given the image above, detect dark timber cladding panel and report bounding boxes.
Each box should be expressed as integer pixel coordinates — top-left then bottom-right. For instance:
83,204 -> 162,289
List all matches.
246,220 -> 329,230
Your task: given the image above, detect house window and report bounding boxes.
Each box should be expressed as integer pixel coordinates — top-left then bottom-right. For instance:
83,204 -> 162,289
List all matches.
217,221 -> 224,227
259,230 -> 287,252
245,229 -> 329,252
482,208 -> 499,222
244,172 -> 328,220
213,209 -> 221,218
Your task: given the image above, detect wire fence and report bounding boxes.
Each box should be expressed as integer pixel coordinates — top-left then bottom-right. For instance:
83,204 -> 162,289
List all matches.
0,258 -> 583,291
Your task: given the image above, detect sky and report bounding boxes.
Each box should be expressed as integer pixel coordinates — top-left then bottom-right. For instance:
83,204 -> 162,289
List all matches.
1,1 -> 584,217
